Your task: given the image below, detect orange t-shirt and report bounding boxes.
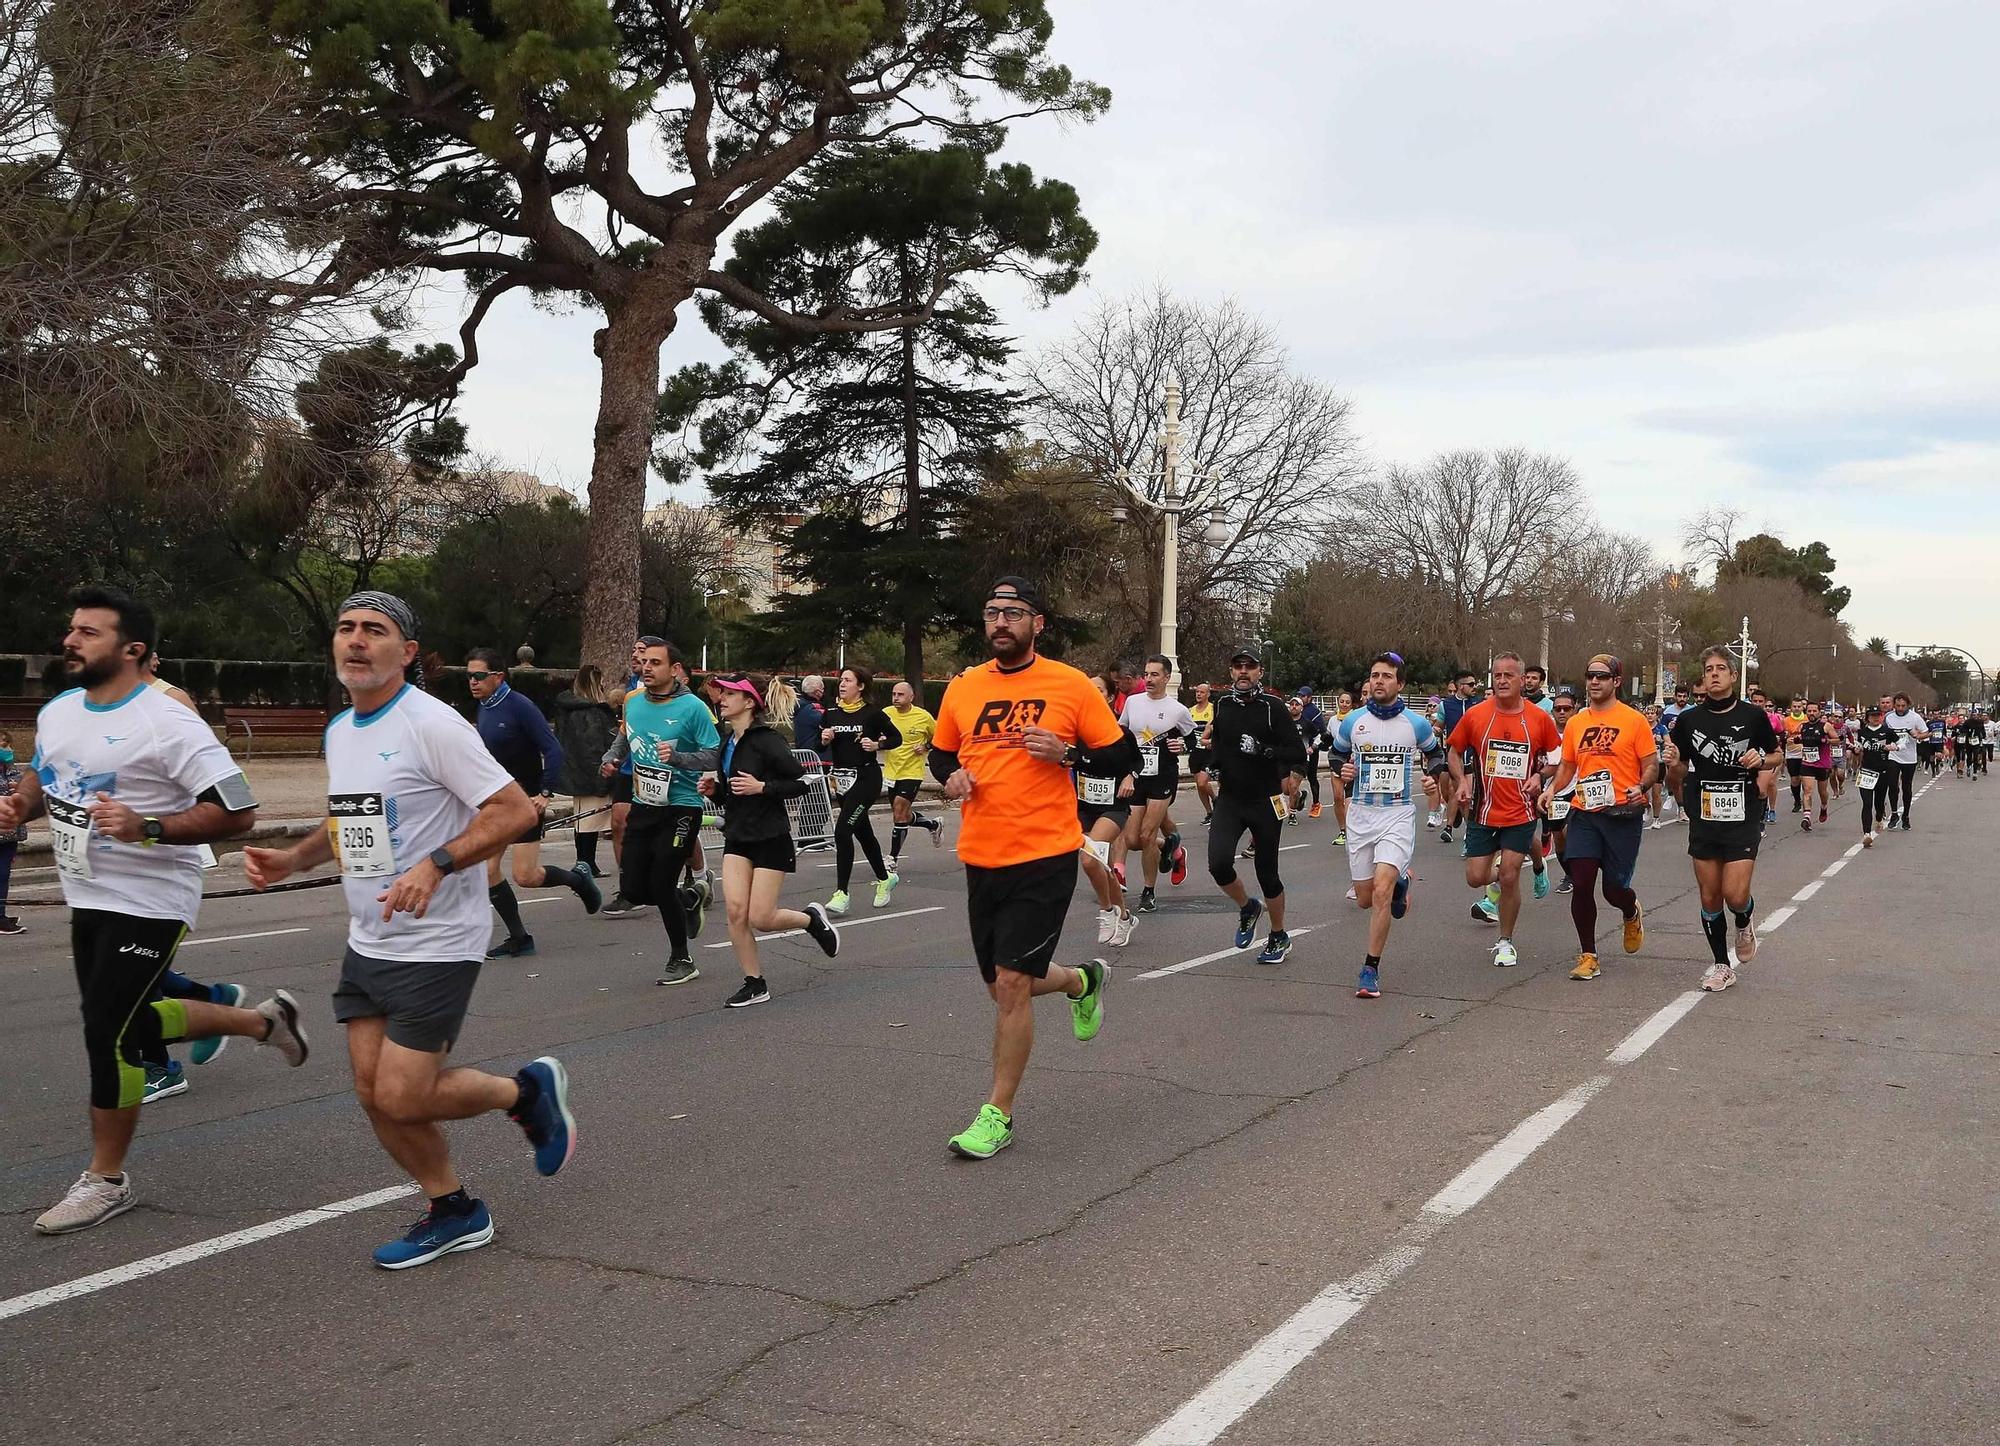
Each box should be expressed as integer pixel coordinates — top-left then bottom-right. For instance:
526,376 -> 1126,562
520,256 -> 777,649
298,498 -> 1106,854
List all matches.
1448,699 -> 1564,827
933,653 -> 1125,869
1561,701 -> 1657,813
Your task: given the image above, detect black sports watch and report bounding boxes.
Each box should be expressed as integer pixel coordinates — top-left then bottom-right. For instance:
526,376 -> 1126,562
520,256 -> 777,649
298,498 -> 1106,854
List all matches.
141,816 -> 165,846
427,847 -> 456,876
1060,743 -> 1080,768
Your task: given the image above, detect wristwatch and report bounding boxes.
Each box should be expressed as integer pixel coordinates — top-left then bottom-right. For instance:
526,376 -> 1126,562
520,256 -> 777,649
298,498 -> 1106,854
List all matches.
1060,744 -> 1080,768
428,847 -> 456,876
140,817 -> 165,846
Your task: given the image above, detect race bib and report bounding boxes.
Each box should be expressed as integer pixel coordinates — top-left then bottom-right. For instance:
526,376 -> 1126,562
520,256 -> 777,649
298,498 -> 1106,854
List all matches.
633,764 -> 675,807
1546,795 -> 1572,822
1579,770 -> 1616,811
1271,793 -> 1290,820
1698,781 -> 1746,823
828,768 -> 859,796
1138,745 -> 1161,777
1361,748 -> 1403,796
1078,775 -> 1117,806
1484,740 -> 1530,781
1857,768 -> 1881,791
47,796 -> 95,881
326,793 -> 393,877
1784,742 -> 1804,760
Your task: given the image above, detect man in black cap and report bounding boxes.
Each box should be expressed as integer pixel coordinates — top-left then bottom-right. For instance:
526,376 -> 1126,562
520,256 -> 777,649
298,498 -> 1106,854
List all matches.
1201,642 -> 1307,964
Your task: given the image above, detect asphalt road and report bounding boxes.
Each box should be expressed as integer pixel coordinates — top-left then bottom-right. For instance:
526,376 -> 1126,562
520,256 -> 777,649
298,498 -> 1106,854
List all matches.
1,772 -> 1993,1445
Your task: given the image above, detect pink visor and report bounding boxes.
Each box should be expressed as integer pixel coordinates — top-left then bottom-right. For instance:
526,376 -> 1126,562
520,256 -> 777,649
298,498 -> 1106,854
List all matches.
713,675 -> 762,708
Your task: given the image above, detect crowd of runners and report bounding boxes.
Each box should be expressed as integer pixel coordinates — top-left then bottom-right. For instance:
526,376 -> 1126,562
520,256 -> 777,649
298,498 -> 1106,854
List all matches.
1,580 -> 1977,1264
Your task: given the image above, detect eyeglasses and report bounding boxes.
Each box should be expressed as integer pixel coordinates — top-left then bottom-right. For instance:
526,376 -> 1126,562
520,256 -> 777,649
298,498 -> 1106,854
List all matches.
982,606 -> 1032,623
1584,671 -> 1615,681
465,671 -> 496,682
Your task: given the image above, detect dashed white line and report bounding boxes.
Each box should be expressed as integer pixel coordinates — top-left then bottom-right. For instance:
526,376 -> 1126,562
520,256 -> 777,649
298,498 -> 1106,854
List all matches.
701,904 -> 942,948
1605,992 -> 1705,1064
1761,905 -> 1797,932
180,927 -> 312,948
1132,926 -> 1319,981
1792,880 -> 1824,902
1821,861 -> 1847,877
1421,1075 -> 1612,1218
1844,842 -> 1865,859
0,1184 -> 419,1323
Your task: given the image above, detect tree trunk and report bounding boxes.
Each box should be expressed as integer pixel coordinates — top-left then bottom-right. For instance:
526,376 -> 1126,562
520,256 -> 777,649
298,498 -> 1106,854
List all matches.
580,292 -> 681,675
898,252 -> 925,689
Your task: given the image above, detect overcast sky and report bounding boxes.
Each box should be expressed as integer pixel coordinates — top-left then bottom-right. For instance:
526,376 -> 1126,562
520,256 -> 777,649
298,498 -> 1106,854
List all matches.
435,0 -> 2000,677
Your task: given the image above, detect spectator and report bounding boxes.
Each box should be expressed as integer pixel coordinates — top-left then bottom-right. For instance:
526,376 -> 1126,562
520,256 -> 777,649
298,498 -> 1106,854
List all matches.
794,674 -> 826,753
555,665 -> 622,878
0,731 -> 23,934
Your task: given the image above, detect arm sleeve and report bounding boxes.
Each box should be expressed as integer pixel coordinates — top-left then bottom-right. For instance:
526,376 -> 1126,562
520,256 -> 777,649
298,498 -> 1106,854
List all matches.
928,746 -> 961,783
873,708 -> 903,751
514,694 -> 565,792
1751,711 -> 1779,751
1079,729 -> 1139,777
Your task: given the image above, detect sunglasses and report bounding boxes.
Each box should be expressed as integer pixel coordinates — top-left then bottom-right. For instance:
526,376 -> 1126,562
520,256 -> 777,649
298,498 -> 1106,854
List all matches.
465,671 -> 497,682
1584,671 -> 1615,681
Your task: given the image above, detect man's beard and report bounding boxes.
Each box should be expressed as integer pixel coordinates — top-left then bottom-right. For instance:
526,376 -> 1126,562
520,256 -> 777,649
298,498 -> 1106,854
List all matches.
989,630 -> 1028,663
63,653 -> 120,689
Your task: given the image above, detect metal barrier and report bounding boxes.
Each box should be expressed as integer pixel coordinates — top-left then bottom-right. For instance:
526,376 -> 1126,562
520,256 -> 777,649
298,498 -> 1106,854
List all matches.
789,750 -> 836,851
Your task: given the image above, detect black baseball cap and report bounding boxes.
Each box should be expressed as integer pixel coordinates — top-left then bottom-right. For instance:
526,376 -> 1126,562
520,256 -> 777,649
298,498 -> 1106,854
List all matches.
986,576 -> 1045,614
1229,642 -> 1263,664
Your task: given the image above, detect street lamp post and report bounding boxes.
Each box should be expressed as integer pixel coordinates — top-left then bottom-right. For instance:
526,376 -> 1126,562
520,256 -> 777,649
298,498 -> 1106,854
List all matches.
1895,643 -> 1989,706
1107,379 -> 1235,690
1653,570 -> 1684,704
699,587 -> 729,672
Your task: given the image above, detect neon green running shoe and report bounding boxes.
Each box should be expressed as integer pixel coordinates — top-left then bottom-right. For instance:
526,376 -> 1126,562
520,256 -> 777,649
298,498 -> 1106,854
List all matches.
947,1104 -> 1013,1160
873,873 -> 898,908
1071,958 -> 1107,1042
826,890 -> 851,917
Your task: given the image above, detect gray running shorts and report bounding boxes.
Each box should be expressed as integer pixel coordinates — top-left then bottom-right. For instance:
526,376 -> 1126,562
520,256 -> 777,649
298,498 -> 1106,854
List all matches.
332,947 -> 481,1053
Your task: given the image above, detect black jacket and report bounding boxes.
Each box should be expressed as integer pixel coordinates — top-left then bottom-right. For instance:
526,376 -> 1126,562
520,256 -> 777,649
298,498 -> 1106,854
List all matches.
1206,688 -> 1309,797
716,722 -> 809,845
553,692 -> 620,798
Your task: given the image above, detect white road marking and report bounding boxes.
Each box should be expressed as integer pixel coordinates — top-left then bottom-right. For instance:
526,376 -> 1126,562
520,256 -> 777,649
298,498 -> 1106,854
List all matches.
1605,992 -> 1705,1064
1760,905 -> 1796,932
1136,1076 -> 1611,1445
1132,927 -> 1319,980
180,927 -> 311,948
1821,860 -> 1847,877
1844,842 -> 1865,858
0,1184 -> 419,1323
1276,843 -> 1312,852
1792,880 -> 1823,901
702,905 -> 942,948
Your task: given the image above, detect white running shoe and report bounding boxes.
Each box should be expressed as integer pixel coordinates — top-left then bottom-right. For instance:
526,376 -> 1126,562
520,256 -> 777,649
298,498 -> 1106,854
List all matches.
1112,911 -> 1136,948
35,1170 -> 136,1235
1096,908 -> 1117,944
1700,963 -> 1737,992
1491,938 -> 1519,967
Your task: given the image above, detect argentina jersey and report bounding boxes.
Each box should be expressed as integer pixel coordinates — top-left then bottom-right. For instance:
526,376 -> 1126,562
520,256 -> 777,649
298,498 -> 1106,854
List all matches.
1331,705 -> 1441,809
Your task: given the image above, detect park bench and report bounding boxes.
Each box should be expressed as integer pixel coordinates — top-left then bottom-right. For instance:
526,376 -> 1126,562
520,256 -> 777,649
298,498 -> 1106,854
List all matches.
224,705 -> 329,758
0,697 -> 42,735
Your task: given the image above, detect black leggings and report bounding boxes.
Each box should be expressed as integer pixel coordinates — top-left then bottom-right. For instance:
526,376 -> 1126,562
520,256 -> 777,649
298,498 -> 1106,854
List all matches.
623,805 -> 703,955
73,910 -> 190,1109
1304,751 -> 1323,806
1884,761 -> 1917,820
833,772 -> 888,891
1208,791 -> 1284,899
1859,775 -> 1889,833
1566,858 -> 1637,953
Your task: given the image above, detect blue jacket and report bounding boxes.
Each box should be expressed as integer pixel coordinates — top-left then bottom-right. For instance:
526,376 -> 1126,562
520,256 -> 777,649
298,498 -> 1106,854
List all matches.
792,696 -> 825,754
476,683 -> 565,794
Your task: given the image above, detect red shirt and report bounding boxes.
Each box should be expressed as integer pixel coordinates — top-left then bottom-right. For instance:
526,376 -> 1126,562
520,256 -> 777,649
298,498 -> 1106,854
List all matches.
1448,699 -> 1564,827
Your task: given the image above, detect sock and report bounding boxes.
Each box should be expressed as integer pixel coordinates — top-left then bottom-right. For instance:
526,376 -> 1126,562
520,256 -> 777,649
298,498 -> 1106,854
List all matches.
430,1187 -> 476,1218
891,824 -> 908,858
1485,882 -> 1501,904
575,831 -> 600,871
541,864 -> 581,893
1700,908 -> 1729,965
1731,898 -> 1755,930
1532,857 -> 1545,876
1364,953 -> 1381,968
100,1172 -> 125,1185
920,813 -> 940,833
1269,929 -> 1288,942
489,882 -> 527,939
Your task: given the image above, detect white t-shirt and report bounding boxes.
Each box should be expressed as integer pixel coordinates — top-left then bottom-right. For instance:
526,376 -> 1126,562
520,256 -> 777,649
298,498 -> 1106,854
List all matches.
32,684 -> 247,922
325,685 -> 514,963
1884,709 -> 1927,766
1120,693 -> 1198,774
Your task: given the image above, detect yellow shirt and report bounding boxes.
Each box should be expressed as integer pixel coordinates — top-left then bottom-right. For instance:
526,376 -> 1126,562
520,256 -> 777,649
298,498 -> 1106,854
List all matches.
881,705 -> 937,781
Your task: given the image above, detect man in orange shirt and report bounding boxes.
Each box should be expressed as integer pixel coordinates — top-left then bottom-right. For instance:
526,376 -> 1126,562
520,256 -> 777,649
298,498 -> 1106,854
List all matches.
1546,654 -> 1659,981
1447,652 -> 1563,969
930,577 -> 1132,1160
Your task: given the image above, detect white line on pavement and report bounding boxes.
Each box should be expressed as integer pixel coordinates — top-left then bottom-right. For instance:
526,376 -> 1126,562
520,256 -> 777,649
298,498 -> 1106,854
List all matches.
1761,905 -> 1796,932
1822,861 -> 1847,877
180,927 -> 312,948
702,905 -> 942,948
1422,1076 -> 1612,1218
1792,880 -> 1824,902
1131,927 -> 1319,981
1605,992 -> 1705,1064
1276,843 -> 1312,852
0,1184 -> 419,1324
1844,842 -> 1865,859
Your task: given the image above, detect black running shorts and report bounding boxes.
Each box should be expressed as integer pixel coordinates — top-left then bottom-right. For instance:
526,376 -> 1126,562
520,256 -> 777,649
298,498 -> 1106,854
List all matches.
1687,819 -> 1762,863
724,835 -> 797,873
963,851 -> 1078,984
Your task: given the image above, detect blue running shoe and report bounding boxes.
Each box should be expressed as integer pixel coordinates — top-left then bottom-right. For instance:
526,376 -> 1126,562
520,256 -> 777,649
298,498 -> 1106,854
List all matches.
1255,931 -> 1291,966
1356,964 -> 1381,999
373,1200 -> 494,1270
511,1056 -> 575,1177
1234,898 -> 1263,949
1390,871 -> 1412,920
1532,864 -> 1551,901
190,982 -> 246,1066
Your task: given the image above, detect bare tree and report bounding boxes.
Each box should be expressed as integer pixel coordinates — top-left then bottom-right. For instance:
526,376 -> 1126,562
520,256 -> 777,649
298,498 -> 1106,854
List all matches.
1679,505 -> 1743,583
1021,290 -> 1363,652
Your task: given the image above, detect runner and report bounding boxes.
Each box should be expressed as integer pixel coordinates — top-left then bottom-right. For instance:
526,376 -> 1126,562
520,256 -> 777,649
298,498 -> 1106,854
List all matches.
1850,703 -> 1895,846
1187,681 -> 1216,823
1331,652 -> 1447,998
243,591 -> 572,1268
1545,689 -> 1580,893
16,586 -> 307,1236
1078,674 -> 1138,949
1122,655 -> 1196,913
1446,653 -> 1563,968
602,635 -> 659,911
466,649 -> 602,958
1664,645 -> 1778,993
1295,686 -> 1331,819
1796,702 -> 1834,831
1546,654 -> 1657,982
821,667 -> 903,914
1202,643 -> 1306,964
1522,666 -> 1557,717
928,578 -> 1124,1160
1750,688 -> 1784,825
1826,705 -> 1849,797
1436,671 -> 1479,841
0,732 -> 23,935
616,639 -> 722,985
698,672 -> 841,1006
882,679 -> 944,868
1881,692 -> 1927,829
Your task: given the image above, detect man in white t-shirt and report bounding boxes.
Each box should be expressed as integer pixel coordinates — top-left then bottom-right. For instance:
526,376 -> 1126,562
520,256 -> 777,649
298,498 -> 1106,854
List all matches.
1120,655 -> 1198,913
0,586 -> 309,1236
244,592 -> 576,1270
1880,691 -> 1928,829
